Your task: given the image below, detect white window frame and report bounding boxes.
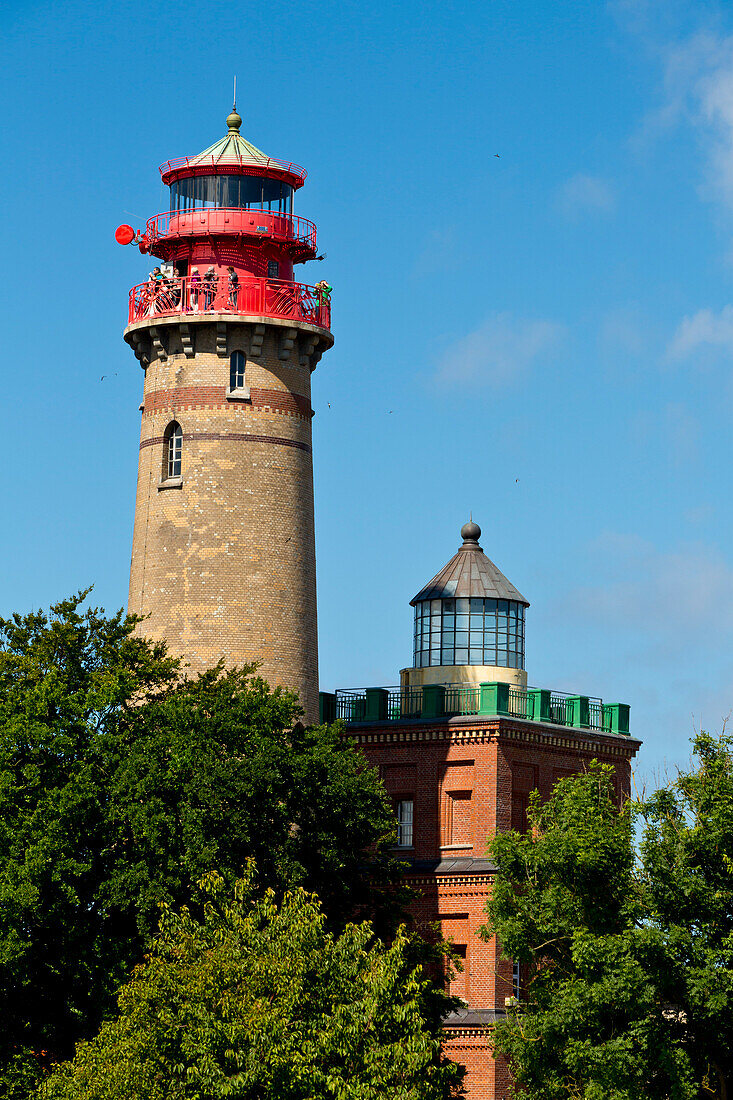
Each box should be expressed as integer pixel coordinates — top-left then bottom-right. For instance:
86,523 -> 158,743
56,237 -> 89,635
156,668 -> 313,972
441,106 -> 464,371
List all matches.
227,350 -> 250,400
396,799 -> 414,848
167,425 -> 182,479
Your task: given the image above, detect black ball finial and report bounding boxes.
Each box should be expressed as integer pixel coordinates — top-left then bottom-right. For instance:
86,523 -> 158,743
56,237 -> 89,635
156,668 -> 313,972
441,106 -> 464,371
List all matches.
461,519 -> 481,543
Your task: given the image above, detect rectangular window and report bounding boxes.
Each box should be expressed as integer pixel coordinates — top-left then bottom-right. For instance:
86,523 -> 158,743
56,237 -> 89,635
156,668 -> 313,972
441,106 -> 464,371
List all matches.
445,790 -> 472,846
168,434 -> 182,478
448,944 -> 468,1001
396,799 -> 414,847
513,960 -> 521,999
511,792 -> 529,832
267,259 -> 280,279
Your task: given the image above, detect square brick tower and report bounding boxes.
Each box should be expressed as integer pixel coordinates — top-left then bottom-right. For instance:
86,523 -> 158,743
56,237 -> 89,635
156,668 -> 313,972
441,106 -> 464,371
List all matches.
320,521 -> 640,1099
119,107 -> 333,721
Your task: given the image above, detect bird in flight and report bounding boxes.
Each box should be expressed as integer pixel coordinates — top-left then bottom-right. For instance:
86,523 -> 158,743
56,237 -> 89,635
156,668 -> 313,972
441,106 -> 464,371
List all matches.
494,153 -> 500,158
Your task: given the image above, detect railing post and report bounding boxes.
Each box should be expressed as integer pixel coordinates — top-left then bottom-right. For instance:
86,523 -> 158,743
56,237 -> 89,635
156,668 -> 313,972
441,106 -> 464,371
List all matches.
319,692 -> 336,725
528,688 -> 551,722
365,688 -> 389,722
605,703 -> 630,736
567,695 -> 590,728
422,685 -> 445,720
479,681 -> 509,717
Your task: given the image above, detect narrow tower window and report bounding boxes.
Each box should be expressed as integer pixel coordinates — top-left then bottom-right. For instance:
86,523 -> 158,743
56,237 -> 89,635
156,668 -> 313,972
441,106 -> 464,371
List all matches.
163,422 -> 182,480
395,799 -> 414,848
230,350 -> 246,391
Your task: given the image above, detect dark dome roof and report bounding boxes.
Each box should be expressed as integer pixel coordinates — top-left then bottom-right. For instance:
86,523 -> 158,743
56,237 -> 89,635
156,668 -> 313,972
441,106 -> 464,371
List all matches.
411,522 -> 529,607
461,520 -> 481,542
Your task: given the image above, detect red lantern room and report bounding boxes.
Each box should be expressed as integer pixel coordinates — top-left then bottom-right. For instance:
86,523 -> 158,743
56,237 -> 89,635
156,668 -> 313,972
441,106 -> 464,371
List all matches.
121,106 -> 330,331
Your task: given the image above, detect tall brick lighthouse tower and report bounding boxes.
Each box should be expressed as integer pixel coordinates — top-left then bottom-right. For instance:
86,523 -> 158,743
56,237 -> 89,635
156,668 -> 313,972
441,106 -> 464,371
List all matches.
119,106 -> 332,719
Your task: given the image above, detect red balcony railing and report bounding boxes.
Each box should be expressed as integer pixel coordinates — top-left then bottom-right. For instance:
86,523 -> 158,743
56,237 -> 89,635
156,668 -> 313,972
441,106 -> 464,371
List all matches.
160,155 -> 307,184
128,275 -> 331,330
145,209 -> 317,254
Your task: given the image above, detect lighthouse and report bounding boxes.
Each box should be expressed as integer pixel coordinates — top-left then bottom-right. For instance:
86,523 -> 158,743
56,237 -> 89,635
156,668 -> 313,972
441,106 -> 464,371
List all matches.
120,106 -> 333,720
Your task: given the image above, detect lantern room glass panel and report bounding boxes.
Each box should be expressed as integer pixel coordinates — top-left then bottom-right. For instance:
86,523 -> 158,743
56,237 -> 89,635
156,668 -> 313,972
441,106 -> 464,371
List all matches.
412,597 -> 525,670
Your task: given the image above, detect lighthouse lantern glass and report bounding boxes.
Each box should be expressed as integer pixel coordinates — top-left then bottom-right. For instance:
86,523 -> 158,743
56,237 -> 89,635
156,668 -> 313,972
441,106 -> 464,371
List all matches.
170,175 -> 293,214
412,597 -> 525,670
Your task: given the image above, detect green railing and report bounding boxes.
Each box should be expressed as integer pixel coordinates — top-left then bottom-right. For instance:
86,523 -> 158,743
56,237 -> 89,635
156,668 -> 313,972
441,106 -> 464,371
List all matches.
508,687 -> 531,719
319,683 -> 630,736
444,685 -> 481,716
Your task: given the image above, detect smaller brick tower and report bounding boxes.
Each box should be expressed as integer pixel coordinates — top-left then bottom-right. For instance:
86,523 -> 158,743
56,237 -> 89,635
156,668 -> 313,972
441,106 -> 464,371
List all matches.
321,521 -> 640,1100
120,106 -> 333,720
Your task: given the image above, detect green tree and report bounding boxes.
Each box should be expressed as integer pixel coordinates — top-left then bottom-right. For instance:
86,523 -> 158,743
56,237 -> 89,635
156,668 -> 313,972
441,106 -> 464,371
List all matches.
0,594 -> 403,1094
480,762 -> 697,1100
40,871 -> 465,1100
639,732 -> 733,1096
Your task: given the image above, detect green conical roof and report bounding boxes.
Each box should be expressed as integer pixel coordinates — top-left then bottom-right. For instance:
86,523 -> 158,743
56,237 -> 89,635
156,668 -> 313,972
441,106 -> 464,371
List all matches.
160,108 -> 306,184
187,109 -> 274,169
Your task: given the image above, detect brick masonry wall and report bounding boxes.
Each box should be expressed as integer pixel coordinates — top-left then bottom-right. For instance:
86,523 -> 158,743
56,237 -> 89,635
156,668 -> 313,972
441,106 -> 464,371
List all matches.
353,716 -> 640,1100
127,318 -> 330,721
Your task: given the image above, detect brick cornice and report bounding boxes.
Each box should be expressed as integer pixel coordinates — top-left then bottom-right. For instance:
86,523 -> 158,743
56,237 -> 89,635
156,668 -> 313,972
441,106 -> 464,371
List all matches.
143,385 -> 313,420
443,1030 -> 492,1042
348,718 -> 640,758
408,874 -> 494,890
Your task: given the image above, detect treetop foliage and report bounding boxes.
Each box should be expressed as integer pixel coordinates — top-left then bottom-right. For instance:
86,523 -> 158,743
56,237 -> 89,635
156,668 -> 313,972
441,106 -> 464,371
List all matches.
39,870 -> 465,1100
482,747 -> 733,1100
0,593 -> 407,1095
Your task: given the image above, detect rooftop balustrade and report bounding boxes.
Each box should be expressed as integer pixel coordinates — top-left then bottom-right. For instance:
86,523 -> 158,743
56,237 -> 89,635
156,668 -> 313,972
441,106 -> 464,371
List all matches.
160,154 -> 307,183
145,209 -> 317,257
127,274 -> 331,330
318,682 -> 630,736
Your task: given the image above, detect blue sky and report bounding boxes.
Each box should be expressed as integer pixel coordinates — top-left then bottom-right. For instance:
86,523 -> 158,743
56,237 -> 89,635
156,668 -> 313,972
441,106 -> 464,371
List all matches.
2,0 -> 733,786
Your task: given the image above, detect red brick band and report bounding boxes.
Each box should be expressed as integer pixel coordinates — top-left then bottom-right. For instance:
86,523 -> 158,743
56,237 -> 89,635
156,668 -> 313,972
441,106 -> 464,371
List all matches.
140,432 -> 312,454
143,385 -> 313,419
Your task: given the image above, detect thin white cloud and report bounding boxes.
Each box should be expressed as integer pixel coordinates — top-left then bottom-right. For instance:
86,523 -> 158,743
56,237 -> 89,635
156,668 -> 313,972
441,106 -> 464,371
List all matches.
667,303 -> 733,358
628,22 -> 733,210
558,173 -> 616,216
435,313 -> 565,387
564,534 -> 733,650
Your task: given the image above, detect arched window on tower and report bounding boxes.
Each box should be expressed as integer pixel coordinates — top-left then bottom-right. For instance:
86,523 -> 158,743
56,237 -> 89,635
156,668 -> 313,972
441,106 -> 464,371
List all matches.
230,350 -> 246,391
163,421 -> 182,481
